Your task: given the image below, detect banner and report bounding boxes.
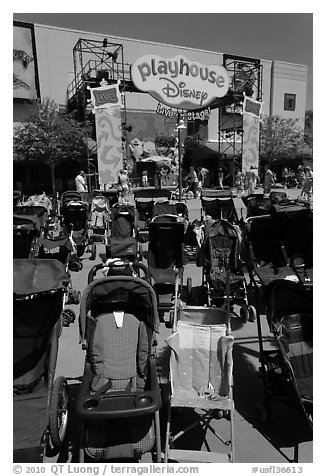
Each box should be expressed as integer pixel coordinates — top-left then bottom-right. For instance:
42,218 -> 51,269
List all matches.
242,95 -> 263,173
95,106 -> 123,185
89,81 -> 123,185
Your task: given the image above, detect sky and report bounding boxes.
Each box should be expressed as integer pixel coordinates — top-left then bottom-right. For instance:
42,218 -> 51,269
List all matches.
12,11 -> 313,110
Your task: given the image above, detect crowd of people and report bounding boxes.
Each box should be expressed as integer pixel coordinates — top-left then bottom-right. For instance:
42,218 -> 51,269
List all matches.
71,163 -> 313,203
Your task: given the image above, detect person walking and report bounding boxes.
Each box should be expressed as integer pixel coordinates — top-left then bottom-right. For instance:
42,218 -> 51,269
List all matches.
218,168 -> 224,189
185,166 -> 199,198
281,166 -> 289,188
263,164 -> 275,194
300,166 -> 313,200
244,166 -> 258,194
141,169 -> 148,187
75,170 -> 87,192
118,169 -> 129,200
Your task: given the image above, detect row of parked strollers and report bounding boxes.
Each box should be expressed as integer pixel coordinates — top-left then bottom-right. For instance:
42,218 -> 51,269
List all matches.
13,187 -> 313,463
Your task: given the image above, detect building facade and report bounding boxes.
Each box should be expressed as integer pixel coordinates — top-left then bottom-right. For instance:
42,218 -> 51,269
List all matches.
13,20 -> 308,190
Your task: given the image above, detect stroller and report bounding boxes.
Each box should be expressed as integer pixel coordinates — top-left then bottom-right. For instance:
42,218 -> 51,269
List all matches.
147,214 -> 185,318
196,218 -> 254,321
76,275 -> 162,462
244,203 -> 312,291
134,188 -> 172,240
14,205 -> 49,232
13,259 -> 70,462
60,191 -> 93,262
106,202 -> 142,261
88,259 -> 151,284
36,235 -> 81,312
201,188 -> 238,224
13,206 -> 48,259
164,298 -> 235,462
14,190 -> 22,206
256,279 -> 313,429
89,192 -> 111,261
152,198 -> 177,218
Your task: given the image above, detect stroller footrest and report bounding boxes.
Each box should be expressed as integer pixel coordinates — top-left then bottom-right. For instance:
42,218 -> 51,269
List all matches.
166,449 -> 230,463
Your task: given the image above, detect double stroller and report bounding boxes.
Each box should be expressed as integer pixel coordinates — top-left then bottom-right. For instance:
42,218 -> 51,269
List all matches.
13,259 -> 70,462
201,188 -> 238,224
244,203 -> 313,290
196,218 -> 255,321
256,279 -> 313,429
60,191 -> 94,265
134,188 -> 172,240
76,274 -> 162,462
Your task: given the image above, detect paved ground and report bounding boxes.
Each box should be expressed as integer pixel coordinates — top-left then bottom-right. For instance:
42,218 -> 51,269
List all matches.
50,186 -> 313,463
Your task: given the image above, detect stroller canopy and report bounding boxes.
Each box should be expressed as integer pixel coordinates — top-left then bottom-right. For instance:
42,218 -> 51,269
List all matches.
79,276 -> 160,340
264,279 -> 313,331
13,259 -> 69,296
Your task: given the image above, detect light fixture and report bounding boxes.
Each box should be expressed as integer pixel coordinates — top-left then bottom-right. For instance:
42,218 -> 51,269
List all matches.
176,119 -> 187,130
107,51 -> 118,62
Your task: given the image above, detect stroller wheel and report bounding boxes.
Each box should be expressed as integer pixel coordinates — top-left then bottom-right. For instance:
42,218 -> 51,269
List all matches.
248,305 -> 256,322
239,305 -> 249,322
48,376 -> 69,454
62,308 -> 76,327
186,277 -> 192,299
89,243 -> 96,261
77,244 -> 85,258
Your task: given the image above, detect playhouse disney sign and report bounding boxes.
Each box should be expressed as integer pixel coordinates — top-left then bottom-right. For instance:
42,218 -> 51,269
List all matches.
131,54 -> 229,110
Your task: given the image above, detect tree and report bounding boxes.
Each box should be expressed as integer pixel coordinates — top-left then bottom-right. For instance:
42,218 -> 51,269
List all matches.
304,110 -> 313,148
14,98 -> 88,194
260,114 -> 312,163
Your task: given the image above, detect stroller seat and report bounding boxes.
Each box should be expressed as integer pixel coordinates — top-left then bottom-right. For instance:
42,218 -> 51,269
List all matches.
167,320 -> 233,410
164,306 -> 235,463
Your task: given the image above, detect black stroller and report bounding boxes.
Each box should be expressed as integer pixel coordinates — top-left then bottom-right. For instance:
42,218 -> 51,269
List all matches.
134,188 -> 172,240
197,218 -> 254,321
89,192 -> 111,261
244,204 -> 312,291
106,202 -> 142,261
76,275 -> 162,462
13,259 -> 70,462
14,205 -> 49,233
60,191 -> 93,262
256,279 -> 313,429
201,188 -> 238,223
147,215 -> 185,319
36,235 -> 81,313
13,206 -> 48,259
152,198 -> 177,218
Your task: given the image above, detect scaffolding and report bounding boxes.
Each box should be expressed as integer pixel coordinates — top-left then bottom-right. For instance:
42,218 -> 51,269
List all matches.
67,38 -> 133,188
217,54 -> 263,184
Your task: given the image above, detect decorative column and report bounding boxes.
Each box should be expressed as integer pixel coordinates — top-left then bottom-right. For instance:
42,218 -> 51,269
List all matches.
241,94 -> 263,174
89,80 -> 123,186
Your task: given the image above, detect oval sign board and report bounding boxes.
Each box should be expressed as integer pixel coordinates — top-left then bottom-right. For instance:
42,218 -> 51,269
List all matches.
131,54 -> 229,110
